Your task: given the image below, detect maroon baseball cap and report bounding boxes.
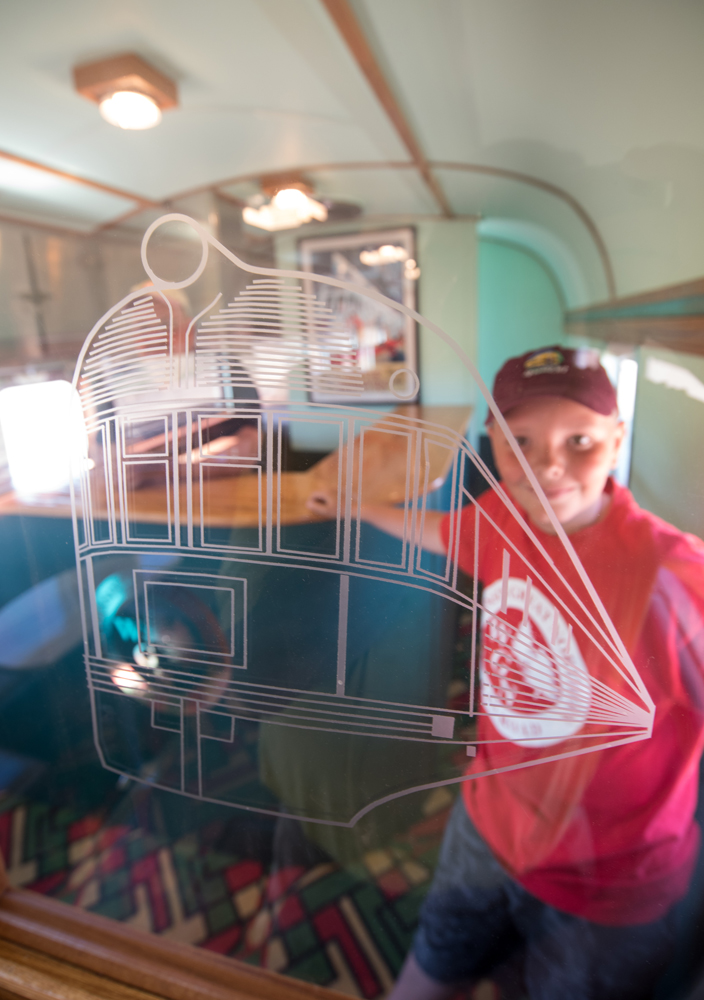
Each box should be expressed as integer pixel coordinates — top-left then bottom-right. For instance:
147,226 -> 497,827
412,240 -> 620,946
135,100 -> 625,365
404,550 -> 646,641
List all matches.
489,346 -> 617,422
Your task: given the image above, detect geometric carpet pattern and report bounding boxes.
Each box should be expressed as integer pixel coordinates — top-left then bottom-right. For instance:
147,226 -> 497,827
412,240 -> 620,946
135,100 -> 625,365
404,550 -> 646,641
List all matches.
0,794 -> 453,998
0,603 -> 511,998
0,602 -> 485,997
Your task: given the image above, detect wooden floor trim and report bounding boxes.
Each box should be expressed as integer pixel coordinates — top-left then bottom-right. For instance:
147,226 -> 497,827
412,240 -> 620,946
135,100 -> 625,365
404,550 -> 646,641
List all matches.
0,888 -> 342,1000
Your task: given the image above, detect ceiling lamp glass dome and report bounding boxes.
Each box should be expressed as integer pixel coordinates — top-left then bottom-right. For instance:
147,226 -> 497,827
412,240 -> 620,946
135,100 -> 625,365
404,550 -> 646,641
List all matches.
243,187 -> 328,231
99,91 -> 162,130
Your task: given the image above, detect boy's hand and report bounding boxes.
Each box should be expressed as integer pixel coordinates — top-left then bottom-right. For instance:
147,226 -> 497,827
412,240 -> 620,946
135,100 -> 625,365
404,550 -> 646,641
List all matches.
305,490 -> 446,554
306,489 -> 338,519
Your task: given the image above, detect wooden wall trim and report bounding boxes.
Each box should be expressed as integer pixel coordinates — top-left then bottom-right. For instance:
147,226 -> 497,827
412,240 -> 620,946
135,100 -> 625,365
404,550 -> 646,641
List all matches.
432,160 -> 616,299
0,149 -> 159,210
565,274 -> 704,356
564,315 -> 704,358
160,158 -> 615,300
0,889 -> 344,1000
0,148 -> 616,306
0,147 -> 615,306
567,275 -> 704,319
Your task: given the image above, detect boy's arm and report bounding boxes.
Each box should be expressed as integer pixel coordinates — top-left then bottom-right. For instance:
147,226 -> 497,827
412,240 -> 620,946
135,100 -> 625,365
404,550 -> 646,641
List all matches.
306,490 -> 447,554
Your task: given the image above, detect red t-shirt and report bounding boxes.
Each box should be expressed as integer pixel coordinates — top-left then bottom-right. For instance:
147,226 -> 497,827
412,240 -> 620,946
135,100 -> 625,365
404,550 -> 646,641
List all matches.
440,480 -> 704,925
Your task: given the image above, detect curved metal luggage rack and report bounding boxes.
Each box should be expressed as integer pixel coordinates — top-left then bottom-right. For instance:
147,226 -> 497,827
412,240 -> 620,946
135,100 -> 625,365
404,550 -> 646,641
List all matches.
69,214 -> 654,826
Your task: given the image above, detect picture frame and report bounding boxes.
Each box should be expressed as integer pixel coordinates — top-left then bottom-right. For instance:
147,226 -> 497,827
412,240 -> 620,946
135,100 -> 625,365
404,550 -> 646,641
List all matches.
299,227 -> 419,404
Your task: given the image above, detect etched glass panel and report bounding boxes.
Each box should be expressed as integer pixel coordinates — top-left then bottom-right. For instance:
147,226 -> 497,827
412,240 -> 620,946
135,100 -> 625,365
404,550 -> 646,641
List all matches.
0,28 -> 701,992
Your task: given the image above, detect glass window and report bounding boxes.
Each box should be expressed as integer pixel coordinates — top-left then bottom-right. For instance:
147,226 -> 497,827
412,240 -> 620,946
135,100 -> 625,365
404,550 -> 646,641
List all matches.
1,5 -> 704,999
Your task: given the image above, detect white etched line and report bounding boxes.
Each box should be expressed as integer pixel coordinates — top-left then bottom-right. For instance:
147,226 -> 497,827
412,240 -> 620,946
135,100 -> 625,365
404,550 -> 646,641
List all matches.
343,419 -> 354,564
522,576 -> 532,624
469,502 -> 480,717
186,293 -> 222,389
443,448 -> 460,585
85,557 -> 102,660
171,411 -> 180,542
431,715 -> 455,738
405,431 -> 420,575
354,426 -> 366,564
276,419 -> 284,554
185,411 -> 194,548
196,702 -> 203,798
336,575 -> 350,696
500,549 -> 510,615
266,413 -> 273,554
470,501 -> 628,678
104,423 -> 117,545
179,700 -> 185,794
414,437 -> 431,575
451,452 -> 464,593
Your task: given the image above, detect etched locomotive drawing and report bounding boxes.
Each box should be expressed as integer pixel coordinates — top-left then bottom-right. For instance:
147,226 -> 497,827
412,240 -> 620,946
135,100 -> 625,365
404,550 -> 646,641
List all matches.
70,215 -> 653,825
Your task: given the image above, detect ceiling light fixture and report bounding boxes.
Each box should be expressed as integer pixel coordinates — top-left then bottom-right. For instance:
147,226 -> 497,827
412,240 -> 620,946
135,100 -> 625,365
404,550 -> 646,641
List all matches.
358,244 -> 420,279
99,91 -> 162,130
243,177 -> 328,232
74,53 -> 178,130
359,245 -> 408,266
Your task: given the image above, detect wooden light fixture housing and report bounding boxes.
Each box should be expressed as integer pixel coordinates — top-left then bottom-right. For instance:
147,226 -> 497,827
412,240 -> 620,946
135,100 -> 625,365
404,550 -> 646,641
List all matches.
73,53 -> 178,110
259,172 -> 313,198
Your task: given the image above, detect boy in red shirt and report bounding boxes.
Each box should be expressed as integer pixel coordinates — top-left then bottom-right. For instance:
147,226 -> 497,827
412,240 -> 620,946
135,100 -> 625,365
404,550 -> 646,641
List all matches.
308,346 -> 704,999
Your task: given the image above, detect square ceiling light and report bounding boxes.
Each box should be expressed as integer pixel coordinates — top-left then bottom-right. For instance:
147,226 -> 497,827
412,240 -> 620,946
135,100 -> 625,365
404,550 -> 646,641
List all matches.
74,53 -> 178,130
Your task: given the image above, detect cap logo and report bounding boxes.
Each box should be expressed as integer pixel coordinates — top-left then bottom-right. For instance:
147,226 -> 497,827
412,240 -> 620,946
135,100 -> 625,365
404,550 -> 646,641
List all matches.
523,349 -> 568,378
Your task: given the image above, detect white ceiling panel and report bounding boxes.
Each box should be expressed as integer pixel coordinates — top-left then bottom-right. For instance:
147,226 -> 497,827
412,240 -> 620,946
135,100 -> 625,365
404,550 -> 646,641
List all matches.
0,0 -> 408,201
0,160 -> 135,231
356,0 -> 704,164
0,0 -> 701,296
356,0 -> 704,295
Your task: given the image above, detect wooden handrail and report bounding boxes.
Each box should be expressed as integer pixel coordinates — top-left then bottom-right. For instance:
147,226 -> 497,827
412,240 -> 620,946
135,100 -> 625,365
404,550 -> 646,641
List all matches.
0,887 -> 346,1000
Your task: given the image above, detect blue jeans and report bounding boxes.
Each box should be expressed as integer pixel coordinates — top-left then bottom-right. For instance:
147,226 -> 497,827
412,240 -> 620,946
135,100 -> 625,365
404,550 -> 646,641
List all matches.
413,797 -> 678,1000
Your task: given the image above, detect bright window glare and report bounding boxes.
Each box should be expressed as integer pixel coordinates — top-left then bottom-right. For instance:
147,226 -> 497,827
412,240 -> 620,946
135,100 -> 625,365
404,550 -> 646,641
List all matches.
0,159 -> 60,193
617,358 -> 638,421
602,352 -> 639,488
645,357 -> 704,404
0,380 -> 88,496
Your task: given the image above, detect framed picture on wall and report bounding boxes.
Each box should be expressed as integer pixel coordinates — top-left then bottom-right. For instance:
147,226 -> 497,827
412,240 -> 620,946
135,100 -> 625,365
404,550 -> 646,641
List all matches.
299,227 -> 419,404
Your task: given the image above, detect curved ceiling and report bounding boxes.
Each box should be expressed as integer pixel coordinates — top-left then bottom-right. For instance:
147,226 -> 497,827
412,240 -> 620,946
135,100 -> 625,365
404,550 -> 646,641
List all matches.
0,0 -> 702,306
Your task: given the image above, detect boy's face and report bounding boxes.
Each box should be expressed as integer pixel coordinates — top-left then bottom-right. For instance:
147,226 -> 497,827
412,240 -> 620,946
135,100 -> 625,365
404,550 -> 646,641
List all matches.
487,396 -> 625,535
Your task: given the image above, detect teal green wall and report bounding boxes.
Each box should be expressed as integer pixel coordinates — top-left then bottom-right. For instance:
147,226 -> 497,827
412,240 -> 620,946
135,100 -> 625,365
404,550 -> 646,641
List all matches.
415,220 -> 477,407
475,239 -> 564,430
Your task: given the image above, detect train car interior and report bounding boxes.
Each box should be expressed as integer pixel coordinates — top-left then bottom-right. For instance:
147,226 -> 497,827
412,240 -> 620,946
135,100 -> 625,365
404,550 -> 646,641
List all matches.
0,3 -> 702,999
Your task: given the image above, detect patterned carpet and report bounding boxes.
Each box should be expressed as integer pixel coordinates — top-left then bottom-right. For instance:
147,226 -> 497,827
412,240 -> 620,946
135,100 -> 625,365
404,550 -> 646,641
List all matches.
0,787 -> 456,998
0,589 -> 495,997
